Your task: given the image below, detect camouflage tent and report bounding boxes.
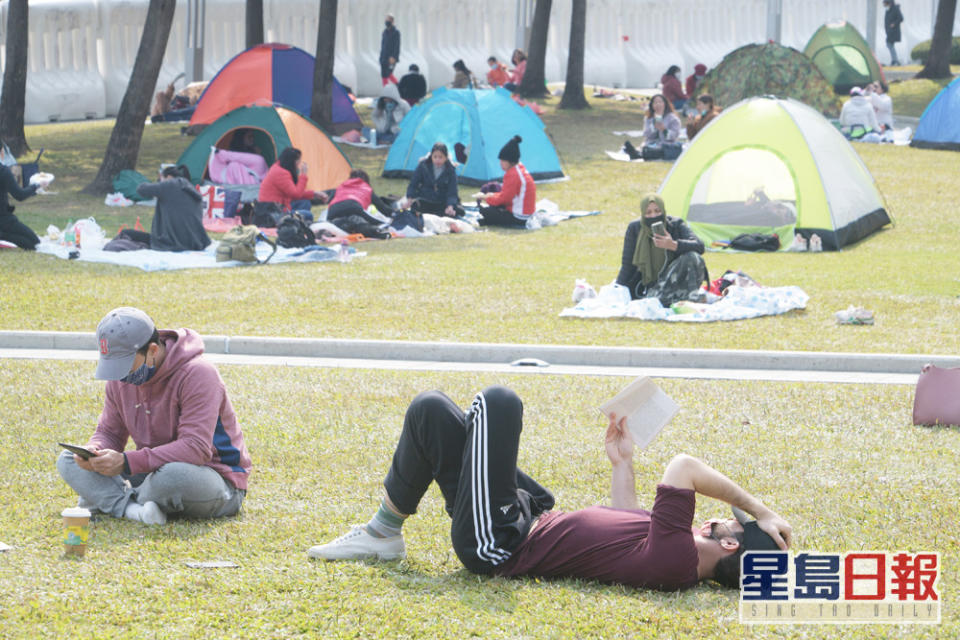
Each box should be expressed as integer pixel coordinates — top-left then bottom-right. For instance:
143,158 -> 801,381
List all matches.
698,43 -> 841,118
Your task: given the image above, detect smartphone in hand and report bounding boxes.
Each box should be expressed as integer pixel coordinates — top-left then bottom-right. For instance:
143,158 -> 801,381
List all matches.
651,221 -> 666,236
58,443 -> 95,460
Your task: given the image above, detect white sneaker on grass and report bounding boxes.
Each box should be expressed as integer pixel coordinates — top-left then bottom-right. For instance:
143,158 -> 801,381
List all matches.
307,525 -> 405,561
123,501 -> 167,525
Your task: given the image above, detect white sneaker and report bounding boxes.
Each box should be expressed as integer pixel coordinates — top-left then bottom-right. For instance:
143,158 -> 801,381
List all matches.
307,525 -> 405,561
124,500 -> 167,525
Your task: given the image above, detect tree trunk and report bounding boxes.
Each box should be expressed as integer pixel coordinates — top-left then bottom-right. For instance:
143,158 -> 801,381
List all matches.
0,0 -> 30,157
518,0 -> 552,98
558,0 -> 589,110
245,0 -> 264,49
916,0 -> 958,78
311,0 -> 338,132
82,0 -> 176,195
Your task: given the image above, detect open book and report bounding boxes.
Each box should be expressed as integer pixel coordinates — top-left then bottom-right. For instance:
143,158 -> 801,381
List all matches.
599,377 -> 679,448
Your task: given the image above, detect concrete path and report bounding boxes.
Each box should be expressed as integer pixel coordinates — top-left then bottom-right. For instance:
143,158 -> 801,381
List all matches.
2,331 -> 954,385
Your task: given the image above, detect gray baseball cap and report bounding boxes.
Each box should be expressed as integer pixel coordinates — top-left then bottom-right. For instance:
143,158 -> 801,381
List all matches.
732,506 -> 781,552
95,307 -> 156,380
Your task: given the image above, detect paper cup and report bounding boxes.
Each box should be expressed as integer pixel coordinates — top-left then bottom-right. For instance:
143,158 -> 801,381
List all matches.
61,507 -> 91,557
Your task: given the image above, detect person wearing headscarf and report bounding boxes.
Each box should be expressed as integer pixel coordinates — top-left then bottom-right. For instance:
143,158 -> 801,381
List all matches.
615,193 -> 707,306
475,135 -> 536,228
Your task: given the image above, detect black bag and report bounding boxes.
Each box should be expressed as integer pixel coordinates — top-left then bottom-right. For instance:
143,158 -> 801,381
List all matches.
391,209 -> 423,232
276,213 -> 315,248
662,142 -> 682,160
729,233 -> 781,252
336,214 -> 391,239
252,201 -> 283,227
641,144 -> 663,161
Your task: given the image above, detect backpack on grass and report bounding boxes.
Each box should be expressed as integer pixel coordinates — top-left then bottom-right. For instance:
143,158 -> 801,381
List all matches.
215,225 -> 276,264
276,213 -> 316,248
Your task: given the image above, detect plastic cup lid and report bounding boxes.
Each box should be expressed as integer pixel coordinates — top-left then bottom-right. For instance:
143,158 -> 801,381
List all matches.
61,507 -> 91,518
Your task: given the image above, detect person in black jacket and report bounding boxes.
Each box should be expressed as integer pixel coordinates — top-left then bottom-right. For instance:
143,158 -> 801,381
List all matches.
883,1 -> 904,66
380,14 -> 401,86
0,161 -> 47,249
616,193 -> 707,306
404,142 -> 464,217
398,64 -> 427,106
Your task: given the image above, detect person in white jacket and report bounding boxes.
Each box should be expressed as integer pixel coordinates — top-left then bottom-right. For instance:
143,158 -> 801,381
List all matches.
371,82 -> 411,144
866,83 -> 894,131
839,87 -> 879,139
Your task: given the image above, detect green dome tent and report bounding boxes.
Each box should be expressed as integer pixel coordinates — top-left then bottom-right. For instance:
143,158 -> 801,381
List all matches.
658,96 -> 890,251
698,43 -> 842,117
803,21 -> 886,94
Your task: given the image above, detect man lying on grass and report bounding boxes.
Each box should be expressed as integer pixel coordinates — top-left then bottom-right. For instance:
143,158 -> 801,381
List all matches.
308,386 -> 792,590
57,307 -> 251,525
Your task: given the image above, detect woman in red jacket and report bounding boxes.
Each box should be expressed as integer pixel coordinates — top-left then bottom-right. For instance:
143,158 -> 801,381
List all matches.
327,169 -> 394,225
476,135 -> 536,228
255,147 -> 326,225
661,65 -> 686,111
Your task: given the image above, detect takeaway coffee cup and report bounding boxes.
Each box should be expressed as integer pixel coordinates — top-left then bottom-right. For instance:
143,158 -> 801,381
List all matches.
61,507 -> 91,557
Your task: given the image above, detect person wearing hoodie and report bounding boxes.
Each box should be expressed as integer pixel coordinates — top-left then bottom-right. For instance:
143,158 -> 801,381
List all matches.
840,87 -> 880,138
404,142 -> 464,217
867,82 -> 894,131
476,135 -> 536,228
327,169 -> 395,226
372,83 -> 410,143
132,165 -> 211,251
56,307 -> 252,525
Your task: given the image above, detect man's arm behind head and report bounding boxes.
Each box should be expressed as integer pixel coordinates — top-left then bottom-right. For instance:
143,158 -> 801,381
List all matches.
660,454 -> 792,550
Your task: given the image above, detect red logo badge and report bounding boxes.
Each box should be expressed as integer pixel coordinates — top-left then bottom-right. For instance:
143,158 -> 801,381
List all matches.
99,338 -> 109,355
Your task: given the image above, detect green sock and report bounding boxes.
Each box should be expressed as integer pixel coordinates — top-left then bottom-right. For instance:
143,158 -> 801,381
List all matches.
365,500 -> 407,538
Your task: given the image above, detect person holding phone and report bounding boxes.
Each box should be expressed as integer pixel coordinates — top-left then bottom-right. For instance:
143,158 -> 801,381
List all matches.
56,307 -> 251,525
615,193 -> 708,306
642,94 -> 681,147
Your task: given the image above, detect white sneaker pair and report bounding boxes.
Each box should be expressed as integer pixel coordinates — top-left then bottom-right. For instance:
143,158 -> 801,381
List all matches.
307,525 -> 405,561
123,501 -> 167,525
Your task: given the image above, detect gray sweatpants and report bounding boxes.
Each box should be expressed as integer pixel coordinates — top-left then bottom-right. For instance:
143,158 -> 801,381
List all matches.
56,451 -> 245,519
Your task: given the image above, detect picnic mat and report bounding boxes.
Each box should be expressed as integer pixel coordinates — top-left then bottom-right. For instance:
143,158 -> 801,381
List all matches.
203,216 -> 277,237
605,150 -> 645,163
36,240 -> 362,272
561,284 -> 808,322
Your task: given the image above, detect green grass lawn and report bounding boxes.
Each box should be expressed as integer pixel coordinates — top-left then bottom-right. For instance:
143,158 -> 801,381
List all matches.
3,96 -> 959,354
1,362 -> 956,638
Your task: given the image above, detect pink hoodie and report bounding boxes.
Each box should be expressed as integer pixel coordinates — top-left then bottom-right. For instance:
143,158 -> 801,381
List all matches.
91,328 -> 252,490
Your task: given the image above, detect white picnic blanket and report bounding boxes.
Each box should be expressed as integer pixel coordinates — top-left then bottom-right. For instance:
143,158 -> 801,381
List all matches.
605,150 -> 645,163
36,240 -> 363,272
560,283 -> 808,322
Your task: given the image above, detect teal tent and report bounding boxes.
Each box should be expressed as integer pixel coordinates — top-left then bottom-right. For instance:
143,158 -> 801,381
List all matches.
382,87 -> 564,185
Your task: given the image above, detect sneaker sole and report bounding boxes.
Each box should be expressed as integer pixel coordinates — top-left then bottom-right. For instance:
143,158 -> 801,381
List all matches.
307,549 -> 405,561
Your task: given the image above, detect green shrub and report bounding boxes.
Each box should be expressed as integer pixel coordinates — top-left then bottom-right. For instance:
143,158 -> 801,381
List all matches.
910,36 -> 960,64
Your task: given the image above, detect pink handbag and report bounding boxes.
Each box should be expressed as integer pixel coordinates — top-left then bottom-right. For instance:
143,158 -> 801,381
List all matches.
913,365 -> 960,426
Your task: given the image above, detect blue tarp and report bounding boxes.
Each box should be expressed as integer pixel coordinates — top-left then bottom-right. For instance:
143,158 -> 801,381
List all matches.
382,88 -> 564,185
911,76 -> 960,151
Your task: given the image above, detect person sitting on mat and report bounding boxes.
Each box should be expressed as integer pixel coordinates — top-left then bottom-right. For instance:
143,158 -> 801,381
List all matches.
615,193 -> 707,307
256,147 -> 324,226
327,169 -> 396,226
475,135 -> 536,228
122,165 -> 211,252
307,385 -> 792,593
402,142 -> 464,218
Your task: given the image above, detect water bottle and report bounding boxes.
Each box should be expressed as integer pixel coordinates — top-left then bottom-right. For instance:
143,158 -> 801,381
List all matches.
64,219 -> 75,246
338,239 -> 351,263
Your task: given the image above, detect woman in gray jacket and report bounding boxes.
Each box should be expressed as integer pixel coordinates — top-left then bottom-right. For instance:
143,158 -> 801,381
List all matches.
129,166 -> 210,251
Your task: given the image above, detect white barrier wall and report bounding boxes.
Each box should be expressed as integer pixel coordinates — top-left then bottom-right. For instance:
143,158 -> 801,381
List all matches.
0,0 -> 948,124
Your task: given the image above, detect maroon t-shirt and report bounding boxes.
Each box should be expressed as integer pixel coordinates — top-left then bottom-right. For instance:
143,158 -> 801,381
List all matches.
495,484 -> 699,591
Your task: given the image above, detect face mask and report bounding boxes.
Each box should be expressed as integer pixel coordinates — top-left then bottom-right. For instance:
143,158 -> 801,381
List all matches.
699,109 -> 708,116
385,102 -> 396,111
642,214 -> 665,226
385,21 -> 392,28
490,63 -> 497,69
122,361 -> 156,386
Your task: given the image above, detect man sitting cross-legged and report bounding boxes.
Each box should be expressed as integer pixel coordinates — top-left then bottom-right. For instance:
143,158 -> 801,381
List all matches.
308,386 -> 792,590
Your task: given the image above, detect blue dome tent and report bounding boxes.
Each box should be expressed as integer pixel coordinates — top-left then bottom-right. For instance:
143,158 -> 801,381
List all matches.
911,76 -> 960,151
382,88 -> 564,185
